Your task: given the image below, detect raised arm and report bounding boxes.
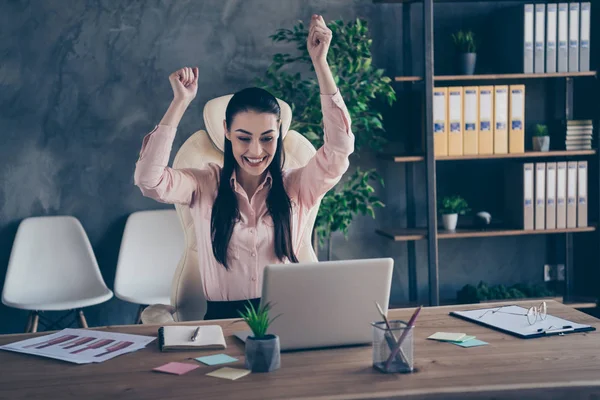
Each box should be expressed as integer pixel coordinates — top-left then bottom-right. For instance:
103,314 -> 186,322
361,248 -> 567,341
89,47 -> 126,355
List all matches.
286,15 -> 355,208
134,67 -> 202,205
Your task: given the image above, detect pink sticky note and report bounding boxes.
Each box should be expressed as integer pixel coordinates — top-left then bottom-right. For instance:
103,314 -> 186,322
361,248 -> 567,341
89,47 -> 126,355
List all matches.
153,362 -> 200,375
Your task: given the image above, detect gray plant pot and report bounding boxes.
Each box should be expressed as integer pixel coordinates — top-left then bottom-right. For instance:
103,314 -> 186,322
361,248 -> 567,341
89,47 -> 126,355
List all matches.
533,136 -> 550,152
245,334 -> 281,373
459,53 -> 477,75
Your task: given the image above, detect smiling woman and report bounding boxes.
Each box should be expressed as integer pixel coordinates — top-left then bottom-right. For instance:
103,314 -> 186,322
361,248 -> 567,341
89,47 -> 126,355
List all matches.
133,14 -> 355,320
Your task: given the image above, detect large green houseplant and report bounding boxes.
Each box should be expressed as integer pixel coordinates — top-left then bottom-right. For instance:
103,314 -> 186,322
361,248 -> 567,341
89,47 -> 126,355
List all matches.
257,17 -> 395,259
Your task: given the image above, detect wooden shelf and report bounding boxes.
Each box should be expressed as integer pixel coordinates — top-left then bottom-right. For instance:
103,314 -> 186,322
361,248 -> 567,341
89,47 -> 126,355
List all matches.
437,150 -> 597,161
435,71 -> 597,81
394,76 -> 422,82
377,225 -> 596,241
375,228 -> 426,241
393,71 -> 596,83
379,150 -> 596,163
439,225 -> 596,239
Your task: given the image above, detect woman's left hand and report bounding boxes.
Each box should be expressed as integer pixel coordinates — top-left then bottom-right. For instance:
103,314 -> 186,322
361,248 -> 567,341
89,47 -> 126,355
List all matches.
307,14 -> 332,65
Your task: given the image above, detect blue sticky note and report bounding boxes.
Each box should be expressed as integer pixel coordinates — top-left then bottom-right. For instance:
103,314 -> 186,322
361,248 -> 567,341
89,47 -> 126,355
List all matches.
454,339 -> 488,348
195,354 -> 238,366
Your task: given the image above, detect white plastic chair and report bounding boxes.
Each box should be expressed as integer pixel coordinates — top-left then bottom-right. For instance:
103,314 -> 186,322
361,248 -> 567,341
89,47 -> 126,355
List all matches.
1,216 -> 113,332
113,209 -> 184,323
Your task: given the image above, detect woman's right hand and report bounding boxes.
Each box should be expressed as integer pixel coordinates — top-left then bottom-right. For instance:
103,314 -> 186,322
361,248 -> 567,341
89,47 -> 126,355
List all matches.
168,67 -> 199,104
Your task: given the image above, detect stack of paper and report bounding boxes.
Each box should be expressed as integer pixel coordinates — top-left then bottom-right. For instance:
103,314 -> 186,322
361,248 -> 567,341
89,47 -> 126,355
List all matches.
427,332 -> 488,348
0,328 -> 156,364
566,120 -> 593,150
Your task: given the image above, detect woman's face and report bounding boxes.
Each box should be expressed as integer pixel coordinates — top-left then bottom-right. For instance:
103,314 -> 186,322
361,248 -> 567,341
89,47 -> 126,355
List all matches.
224,111 -> 279,178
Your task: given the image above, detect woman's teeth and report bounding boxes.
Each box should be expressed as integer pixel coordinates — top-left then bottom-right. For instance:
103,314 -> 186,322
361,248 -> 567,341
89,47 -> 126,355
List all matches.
245,157 -> 265,165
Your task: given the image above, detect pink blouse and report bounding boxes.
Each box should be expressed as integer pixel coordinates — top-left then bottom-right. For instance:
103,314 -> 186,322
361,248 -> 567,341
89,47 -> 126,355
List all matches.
134,90 -> 354,301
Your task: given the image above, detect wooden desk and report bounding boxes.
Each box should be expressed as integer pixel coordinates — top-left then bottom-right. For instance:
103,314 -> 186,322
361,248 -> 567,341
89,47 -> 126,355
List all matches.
1,300 -> 599,399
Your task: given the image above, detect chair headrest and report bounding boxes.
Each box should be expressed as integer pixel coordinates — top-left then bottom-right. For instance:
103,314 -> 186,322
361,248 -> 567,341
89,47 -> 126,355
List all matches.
203,94 -> 293,152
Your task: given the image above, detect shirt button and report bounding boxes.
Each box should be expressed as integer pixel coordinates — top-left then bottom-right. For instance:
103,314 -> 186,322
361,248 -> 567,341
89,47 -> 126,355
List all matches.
249,228 -> 254,234
251,252 -> 256,257
252,277 -> 257,281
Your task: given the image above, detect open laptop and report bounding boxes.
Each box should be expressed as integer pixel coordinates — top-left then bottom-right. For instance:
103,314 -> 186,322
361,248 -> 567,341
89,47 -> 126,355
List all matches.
235,258 -> 394,351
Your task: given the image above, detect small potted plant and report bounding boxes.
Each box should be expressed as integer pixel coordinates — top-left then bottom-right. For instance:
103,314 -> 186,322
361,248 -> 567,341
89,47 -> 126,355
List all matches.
238,301 -> 281,373
451,30 -> 478,75
438,195 -> 470,231
532,124 -> 550,152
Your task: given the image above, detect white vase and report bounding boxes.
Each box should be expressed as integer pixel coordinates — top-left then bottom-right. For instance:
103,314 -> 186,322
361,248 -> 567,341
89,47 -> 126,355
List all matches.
442,214 -> 458,231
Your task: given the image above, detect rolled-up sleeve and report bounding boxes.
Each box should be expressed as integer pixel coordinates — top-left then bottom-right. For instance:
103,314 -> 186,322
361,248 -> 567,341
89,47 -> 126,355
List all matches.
133,124 -> 198,206
286,89 -> 355,209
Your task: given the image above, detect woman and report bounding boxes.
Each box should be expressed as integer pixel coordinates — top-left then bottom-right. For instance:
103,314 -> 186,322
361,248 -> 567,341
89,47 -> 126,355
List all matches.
134,15 -> 354,320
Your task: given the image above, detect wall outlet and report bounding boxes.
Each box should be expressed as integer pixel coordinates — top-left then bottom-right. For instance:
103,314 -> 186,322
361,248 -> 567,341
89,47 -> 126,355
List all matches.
544,264 -> 565,282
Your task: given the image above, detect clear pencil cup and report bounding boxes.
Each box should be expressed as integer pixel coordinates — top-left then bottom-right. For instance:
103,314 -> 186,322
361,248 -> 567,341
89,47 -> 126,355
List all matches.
371,320 -> 414,373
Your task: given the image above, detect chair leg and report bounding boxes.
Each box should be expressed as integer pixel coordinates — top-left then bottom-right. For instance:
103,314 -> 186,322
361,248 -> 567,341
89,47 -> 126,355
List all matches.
25,312 -> 34,333
136,305 -> 146,324
77,310 -> 88,328
31,312 -> 39,333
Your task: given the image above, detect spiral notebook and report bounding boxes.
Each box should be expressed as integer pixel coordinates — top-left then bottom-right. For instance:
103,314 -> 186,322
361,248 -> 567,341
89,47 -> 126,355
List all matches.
450,305 -> 595,339
158,325 -> 227,351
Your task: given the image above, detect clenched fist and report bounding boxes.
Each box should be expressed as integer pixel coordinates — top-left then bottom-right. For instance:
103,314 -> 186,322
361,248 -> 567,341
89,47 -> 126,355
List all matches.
307,15 -> 332,65
169,67 -> 198,104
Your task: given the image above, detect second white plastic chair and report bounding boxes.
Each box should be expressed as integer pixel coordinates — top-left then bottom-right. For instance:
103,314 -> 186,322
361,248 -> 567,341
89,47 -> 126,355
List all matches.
114,209 -> 184,323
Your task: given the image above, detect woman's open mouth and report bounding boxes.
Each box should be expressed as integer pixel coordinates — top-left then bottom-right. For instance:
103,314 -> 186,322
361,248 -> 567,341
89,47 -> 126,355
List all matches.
243,156 -> 268,168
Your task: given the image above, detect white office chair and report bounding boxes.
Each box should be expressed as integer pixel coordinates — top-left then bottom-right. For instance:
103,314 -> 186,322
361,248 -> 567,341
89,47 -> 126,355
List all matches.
140,94 -> 320,325
113,209 -> 184,323
1,216 -> 113,332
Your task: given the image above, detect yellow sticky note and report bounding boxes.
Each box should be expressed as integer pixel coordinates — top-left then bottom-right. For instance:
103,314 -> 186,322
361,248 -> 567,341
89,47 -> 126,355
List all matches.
206,367 -> 251,381
427,332 -> 467,342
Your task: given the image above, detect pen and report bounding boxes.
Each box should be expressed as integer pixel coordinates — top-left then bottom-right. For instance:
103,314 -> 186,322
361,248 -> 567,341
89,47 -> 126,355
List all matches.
191,327 -> 200,342
537,325 -> 573,333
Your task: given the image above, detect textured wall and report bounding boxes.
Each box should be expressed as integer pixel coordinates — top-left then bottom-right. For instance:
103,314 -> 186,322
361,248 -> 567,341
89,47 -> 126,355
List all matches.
1,0 -> 592,335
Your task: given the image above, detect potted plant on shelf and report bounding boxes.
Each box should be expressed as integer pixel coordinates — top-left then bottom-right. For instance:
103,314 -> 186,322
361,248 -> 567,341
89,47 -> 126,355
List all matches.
238,301 -> 282,373
451,30 -> 478,75
532,124 -> 550,152
438,195 -> 470,231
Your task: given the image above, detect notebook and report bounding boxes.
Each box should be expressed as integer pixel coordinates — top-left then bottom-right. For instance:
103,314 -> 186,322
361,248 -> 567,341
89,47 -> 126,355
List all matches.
157,325 -> 227,351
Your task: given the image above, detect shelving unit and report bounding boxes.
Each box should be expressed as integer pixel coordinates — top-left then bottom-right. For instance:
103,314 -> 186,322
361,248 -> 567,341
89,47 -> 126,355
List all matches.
374,0 -> 599,307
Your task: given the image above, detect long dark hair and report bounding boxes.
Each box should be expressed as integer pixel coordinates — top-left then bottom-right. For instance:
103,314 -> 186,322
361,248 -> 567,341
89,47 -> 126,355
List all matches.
211,87 -> 299,269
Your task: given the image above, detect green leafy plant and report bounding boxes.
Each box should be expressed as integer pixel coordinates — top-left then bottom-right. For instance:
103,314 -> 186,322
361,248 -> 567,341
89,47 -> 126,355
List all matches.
451,30 -> 478,53
457,281 -> 556,304
257,17 -> 396,152
237,301 -> 281,339
314,168 -> 385,260
534,123 -> 549,137
438,195 -> 470,216
257,17 -> 394,256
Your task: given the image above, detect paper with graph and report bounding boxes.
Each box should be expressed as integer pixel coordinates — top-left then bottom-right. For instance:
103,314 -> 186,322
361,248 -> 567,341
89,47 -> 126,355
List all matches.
450,305 -> 595,339
0,328 -> 155,364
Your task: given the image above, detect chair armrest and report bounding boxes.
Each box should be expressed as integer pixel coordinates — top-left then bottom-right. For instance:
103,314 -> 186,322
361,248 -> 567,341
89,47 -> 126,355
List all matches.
140,304 -> 177,325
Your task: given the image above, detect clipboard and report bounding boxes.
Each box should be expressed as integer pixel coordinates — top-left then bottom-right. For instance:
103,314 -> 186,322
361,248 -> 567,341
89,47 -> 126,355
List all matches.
450,305 -> 596,339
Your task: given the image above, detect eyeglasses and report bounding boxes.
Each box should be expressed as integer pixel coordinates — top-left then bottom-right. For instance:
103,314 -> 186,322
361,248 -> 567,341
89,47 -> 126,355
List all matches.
477,301 -> 547,325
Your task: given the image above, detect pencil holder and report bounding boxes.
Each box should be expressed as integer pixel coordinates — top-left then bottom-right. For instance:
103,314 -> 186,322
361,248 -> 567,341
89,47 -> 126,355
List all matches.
371,320 -> 414,373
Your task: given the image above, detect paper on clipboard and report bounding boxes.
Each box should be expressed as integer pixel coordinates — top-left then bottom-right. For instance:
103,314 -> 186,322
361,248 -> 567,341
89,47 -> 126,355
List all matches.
450,305 -> 595,339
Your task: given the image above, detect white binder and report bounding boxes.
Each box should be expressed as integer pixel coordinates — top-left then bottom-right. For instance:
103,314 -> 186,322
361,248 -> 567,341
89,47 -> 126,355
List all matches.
534,4 -> 545,73
569,3 -> 580,72
577,161 -> 588,227
558,3 -> 569,72
546,163 -> 557,230
580,2 -> 591,72
524,4 -> 535,73
556,162 -> 567,229
567,161 -> 578,228
546,3 -> 558,73
535,163 -> 546,230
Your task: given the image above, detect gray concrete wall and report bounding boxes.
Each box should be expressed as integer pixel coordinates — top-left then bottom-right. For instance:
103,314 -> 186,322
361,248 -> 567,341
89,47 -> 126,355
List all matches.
1,0 -> 592,334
